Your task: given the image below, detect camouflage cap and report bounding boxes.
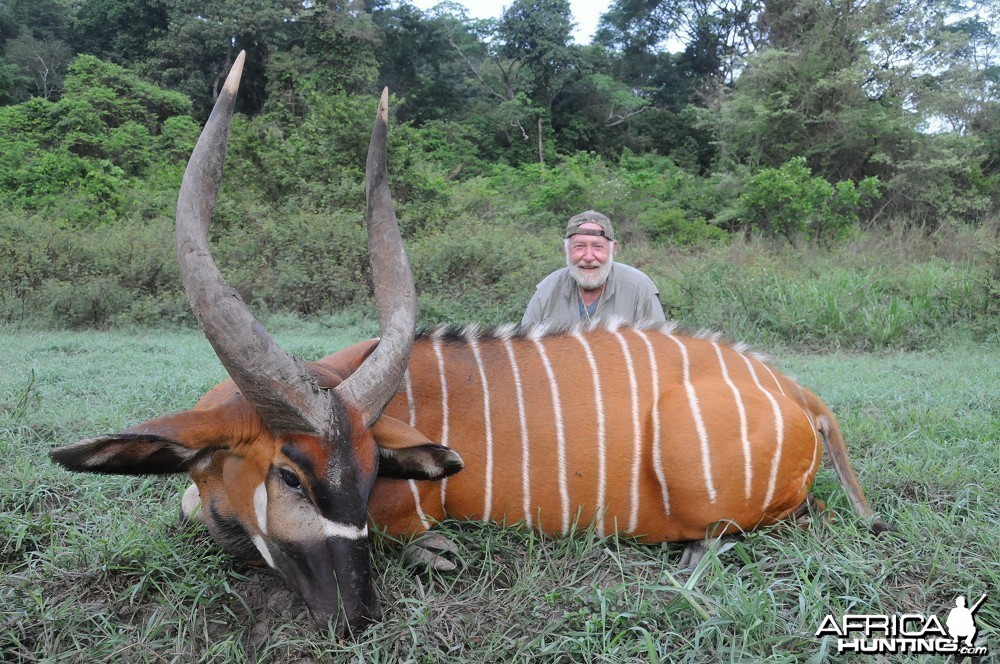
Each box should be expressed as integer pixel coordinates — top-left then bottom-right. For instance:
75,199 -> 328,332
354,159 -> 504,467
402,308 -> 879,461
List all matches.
565,210 -> 615,242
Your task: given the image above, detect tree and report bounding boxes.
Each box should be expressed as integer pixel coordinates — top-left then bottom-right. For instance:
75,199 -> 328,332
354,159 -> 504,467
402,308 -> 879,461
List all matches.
4,33 -> 72,100
496,0 -> 580,163
134,0 -> 328,118
596,0 -> 764,87
72,0 -> 170,66
704,0 -> 915,179
368,1 -> 480,125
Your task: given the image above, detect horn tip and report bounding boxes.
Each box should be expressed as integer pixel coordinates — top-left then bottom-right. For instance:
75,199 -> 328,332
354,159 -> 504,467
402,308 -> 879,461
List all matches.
378,88 -> 389,123
224,51 -> 247,96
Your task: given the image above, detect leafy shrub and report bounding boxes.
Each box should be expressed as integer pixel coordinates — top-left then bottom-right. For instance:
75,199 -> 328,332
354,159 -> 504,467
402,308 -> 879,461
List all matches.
214,209 -> 370,316
0,55 -> 194,223
408,217 -> 559,326
734,157 -> 880,242
650,234 -> 988,350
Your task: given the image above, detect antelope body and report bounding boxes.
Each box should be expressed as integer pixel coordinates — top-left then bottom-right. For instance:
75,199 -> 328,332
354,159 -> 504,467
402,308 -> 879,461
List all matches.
370,323 -> 864,543
49,53 -> 887,635
273,323 -> 878,548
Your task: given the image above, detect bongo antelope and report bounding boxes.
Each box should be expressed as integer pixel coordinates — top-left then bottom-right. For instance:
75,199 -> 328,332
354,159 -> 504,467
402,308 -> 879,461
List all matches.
50,52 -> 890,634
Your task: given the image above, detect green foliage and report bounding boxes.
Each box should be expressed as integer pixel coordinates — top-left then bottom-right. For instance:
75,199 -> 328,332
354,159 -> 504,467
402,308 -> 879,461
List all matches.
874,131 -> 996,225
0,0 -> 996,340
214,209 -> 370,316
648,227 -> 991,350
71,0 -> 168,66
61,54 -> 192,130
732,157 -> 880,243
0,211 -> 184,327
0,55 -> 194,223
408,217 -> 558,326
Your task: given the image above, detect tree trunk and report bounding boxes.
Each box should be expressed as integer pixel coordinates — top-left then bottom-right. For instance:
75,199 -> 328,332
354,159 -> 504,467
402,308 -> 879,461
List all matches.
536,114 -> 544,165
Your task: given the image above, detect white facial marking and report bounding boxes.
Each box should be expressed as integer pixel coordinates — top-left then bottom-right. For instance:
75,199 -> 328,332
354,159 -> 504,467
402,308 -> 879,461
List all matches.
180,483 -> 203,521
321,519 -> 368,540
252,535 -> 275,567
253,482 -> 268,534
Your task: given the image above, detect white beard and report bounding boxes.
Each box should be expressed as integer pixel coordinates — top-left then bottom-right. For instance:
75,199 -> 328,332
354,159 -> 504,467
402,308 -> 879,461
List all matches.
567,255 -> 613,290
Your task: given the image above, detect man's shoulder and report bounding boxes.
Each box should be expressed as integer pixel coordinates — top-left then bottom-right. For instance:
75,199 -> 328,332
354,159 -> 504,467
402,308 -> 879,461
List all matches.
535,267 -> 573,291
611,263 -> 658,290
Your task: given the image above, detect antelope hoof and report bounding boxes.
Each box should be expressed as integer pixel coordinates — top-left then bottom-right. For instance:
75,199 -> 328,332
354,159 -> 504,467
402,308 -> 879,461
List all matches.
678,540 -> 709,571
678,535 -> 738,572
402,532 -> 459,572
412,532 -> 458,554
871,519 -> 899,536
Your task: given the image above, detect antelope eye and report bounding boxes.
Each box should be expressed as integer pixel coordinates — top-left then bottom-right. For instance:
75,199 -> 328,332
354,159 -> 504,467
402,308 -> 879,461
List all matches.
279,468 -> 301,489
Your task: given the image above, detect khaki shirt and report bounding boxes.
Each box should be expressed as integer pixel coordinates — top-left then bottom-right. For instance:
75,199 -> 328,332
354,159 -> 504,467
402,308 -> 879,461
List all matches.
522,263 -> 666,326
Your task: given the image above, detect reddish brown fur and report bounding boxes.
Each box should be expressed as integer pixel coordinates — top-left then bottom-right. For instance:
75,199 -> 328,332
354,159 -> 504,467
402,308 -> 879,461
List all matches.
310,324 -> 866,543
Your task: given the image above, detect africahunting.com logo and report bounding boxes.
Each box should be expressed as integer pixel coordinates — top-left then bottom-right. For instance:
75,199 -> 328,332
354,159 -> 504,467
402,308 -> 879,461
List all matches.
816,593 -> 988,655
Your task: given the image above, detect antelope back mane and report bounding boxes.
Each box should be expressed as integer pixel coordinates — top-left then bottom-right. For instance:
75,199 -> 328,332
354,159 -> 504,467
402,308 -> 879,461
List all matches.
413,319 -> 774,365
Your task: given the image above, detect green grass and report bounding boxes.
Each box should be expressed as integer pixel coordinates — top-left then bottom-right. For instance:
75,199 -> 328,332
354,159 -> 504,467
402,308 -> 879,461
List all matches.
1,327 -> 998,662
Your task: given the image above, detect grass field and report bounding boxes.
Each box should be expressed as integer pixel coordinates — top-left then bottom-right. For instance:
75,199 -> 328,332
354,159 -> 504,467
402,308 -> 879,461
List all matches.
1,325 -> 997,662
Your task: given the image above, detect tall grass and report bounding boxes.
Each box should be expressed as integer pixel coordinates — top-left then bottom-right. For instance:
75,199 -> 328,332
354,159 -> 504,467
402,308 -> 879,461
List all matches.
1,327 -> 997,662
2,204 -> 997,350
633,223 -> 997,350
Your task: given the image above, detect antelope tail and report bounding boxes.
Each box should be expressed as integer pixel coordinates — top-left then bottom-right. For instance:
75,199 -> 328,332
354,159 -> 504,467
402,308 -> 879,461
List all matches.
808,392 -> 896,535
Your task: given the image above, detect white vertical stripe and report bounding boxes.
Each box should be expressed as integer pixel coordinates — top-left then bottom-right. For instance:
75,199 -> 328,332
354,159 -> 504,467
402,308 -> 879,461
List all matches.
665,334 -> 717,503
253,482 -> 268,534
801,420 -> 821,495
404,369 -> 431,531
612,330 -> 643,532
740,355 -> 784,510
533,337 -> 570,535
634,329 -> 669,517
712,342 -> 753,500
468,332 -> 494,523
503,338 -> 532,528
573,332 -> 606,537
432,333 -> 450,512
759,362 -> 786,395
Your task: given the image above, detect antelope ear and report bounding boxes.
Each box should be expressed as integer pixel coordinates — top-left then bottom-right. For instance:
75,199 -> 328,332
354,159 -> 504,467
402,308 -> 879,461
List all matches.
372,415 -> 464,481
50,432 -> 213,475
377,445 -> 464,481
50,407 -> 237,475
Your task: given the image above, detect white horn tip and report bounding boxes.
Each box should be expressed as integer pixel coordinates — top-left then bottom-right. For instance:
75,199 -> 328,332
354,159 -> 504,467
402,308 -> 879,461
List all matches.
378,87 -> 389,123
224,51 -> 247,96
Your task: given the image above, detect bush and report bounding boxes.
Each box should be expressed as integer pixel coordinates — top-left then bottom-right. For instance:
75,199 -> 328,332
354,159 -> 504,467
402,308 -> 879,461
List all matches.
408,217 -> 559,326
214,209 -> 370,316
733,157 -> 880,243
0,55 -> 195,223
649,232 -> 988,350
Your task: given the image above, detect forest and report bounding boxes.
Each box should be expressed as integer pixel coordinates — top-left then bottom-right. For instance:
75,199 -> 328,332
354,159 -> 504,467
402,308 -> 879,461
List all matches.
0,0 -> 997,340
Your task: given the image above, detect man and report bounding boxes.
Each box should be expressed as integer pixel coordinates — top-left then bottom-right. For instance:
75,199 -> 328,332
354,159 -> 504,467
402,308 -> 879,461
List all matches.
522,210 -> 666,326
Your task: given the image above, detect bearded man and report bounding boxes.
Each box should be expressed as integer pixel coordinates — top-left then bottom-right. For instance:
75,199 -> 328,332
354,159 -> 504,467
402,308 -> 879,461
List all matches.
522,210 -> 666,326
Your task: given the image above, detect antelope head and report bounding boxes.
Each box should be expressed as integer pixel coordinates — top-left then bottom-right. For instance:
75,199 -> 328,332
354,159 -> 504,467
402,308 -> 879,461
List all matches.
49,52 -> 462,634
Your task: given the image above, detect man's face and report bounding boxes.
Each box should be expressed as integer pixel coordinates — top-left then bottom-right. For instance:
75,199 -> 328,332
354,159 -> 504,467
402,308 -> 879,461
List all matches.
565,222 -> 615,290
